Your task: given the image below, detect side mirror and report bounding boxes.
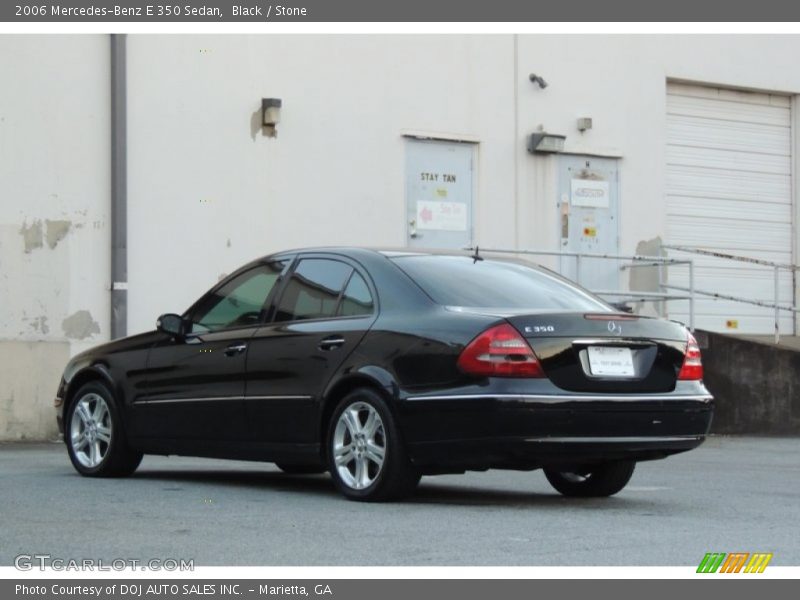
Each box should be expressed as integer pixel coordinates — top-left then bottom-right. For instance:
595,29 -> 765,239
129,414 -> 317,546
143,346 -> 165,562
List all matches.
157,313 -> 185,337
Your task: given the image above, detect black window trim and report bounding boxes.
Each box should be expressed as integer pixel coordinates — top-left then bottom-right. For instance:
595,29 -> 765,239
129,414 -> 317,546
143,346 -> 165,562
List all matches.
182,255 -> 295,336
336,269 -> 376,318
266,253 -> 378,326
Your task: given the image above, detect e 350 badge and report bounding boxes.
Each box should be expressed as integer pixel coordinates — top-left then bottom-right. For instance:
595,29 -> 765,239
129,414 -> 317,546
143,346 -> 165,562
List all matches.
524,325 -> 555,334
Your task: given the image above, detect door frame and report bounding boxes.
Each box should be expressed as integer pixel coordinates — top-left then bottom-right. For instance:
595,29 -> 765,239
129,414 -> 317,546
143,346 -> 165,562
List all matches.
402,134 -> 479,249
557,153 -> 621,290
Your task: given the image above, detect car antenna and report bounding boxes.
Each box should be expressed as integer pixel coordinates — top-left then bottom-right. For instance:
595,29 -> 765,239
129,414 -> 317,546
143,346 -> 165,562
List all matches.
471,246 -> 484,264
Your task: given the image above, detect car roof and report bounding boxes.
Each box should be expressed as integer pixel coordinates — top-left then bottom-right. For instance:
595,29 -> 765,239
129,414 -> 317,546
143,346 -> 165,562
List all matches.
263,246 -> 478,260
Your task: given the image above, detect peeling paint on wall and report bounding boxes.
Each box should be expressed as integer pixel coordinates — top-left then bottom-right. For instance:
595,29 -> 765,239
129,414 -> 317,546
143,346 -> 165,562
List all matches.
45,219 -> 72,249
62,310 -> 100,339
17,219 -> 72,252
630,236 -> 666,317
25,316 -> 49,334
1,341 -> 70,440
19,219 -> 43,253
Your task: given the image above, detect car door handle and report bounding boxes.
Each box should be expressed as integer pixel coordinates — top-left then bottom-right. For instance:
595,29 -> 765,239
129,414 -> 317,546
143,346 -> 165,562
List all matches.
318,336 -> 345,351
224,343 -> 248,357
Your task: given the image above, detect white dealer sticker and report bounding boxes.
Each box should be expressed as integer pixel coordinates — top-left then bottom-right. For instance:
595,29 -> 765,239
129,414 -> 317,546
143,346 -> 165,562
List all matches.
587,346 -> 635,377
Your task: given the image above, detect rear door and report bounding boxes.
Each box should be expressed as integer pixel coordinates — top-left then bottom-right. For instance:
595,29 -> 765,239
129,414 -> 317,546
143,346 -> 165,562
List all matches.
245,256 -> 378,444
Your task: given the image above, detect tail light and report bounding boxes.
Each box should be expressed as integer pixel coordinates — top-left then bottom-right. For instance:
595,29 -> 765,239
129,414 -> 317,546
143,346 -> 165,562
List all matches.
457,323 -> 544,378
678,331 -> 703,380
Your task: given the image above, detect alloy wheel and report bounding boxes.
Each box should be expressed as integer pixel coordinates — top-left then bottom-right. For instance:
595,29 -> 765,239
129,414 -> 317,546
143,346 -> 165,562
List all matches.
70,393 -> 112,468
332,401 -> 386,490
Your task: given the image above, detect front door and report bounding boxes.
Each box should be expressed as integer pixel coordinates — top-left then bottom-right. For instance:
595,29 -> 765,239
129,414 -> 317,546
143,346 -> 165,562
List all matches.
558,155 -> 620,292
405,138 -> 474,249
132,260 -> 289,442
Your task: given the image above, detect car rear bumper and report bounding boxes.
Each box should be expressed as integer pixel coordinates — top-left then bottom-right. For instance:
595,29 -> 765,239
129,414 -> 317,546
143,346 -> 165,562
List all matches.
399,392 -> 713,472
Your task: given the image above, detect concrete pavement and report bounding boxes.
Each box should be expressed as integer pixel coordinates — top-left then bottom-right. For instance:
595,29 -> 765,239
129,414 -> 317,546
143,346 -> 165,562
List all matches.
0,436 -> 797,566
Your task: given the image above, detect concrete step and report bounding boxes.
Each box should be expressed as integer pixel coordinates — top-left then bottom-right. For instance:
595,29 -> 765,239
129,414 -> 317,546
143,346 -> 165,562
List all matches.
737,335 -> 800,352
696,330 -> 800,435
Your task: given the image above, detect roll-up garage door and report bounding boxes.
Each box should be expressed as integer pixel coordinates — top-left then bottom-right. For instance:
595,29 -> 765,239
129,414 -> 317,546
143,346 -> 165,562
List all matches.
666,82 -> 794,334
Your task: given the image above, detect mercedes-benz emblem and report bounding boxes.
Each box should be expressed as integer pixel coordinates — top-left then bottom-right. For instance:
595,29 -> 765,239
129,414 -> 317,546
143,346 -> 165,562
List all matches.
607,321 -> 622,335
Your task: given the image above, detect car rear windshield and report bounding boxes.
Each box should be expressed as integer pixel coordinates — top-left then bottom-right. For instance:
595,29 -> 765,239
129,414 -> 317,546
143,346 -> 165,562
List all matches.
391,255 -> 611,311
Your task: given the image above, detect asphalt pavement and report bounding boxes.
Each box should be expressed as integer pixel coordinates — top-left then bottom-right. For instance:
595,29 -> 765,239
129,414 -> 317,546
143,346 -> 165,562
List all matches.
1,436 -> 797,566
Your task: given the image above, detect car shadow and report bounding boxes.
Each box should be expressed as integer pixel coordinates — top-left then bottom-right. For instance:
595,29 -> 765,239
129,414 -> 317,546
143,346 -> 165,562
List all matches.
129,469 -> 654,509
131,469 -> 340,497
411,481 -> 653,509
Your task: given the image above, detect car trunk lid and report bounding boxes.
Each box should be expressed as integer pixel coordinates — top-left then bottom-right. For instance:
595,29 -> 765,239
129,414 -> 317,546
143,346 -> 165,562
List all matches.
505,312 -> 688,393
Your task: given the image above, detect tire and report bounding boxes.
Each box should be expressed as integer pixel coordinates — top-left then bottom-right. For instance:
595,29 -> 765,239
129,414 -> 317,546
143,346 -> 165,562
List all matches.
65,381 -> 143,478
326,388 -> 420,502
544,461 -> 636,497
276,463 -> 326,475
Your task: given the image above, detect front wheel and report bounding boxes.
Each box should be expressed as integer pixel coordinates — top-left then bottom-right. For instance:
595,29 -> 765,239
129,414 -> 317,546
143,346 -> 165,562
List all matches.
66,381 -> 142,477
544,461 -> 636,497
326,388 -> 420,502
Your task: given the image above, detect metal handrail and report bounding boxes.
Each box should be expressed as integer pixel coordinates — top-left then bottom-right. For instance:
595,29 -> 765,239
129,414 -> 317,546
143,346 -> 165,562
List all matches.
663,245 -> 800,271
467,246 -> 697,331
663,284 -> 800,313
467,246 -> 800,342
664,245 -> 798,342
470,246 -> 686,264
593,290 -> 693,301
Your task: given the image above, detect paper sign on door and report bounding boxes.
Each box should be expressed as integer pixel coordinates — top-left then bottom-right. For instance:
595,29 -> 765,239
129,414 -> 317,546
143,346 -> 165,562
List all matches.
416,201 -> 468,231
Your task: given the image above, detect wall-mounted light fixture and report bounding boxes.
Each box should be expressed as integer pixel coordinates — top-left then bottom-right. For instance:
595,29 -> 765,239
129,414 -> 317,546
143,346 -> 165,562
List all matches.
529,73 -> 548,89
261,98 -> 282,133
527,132 -> 566,154
577,117 -> 593,132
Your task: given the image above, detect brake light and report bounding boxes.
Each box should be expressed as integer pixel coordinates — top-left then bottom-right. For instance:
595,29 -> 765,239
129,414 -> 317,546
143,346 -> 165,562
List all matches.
584,313 -> 639,321
457,323 -> 544,378
678,331 -> 703,380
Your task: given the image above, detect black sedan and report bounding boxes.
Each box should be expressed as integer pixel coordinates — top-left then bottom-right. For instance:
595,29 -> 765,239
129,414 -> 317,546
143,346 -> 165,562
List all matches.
55,248 -> 713,501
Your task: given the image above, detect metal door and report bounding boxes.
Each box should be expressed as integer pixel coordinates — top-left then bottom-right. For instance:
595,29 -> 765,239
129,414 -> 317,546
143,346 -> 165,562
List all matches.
666,82 -> 794,334
558,155 -> 620,292
405,138 -> 474,249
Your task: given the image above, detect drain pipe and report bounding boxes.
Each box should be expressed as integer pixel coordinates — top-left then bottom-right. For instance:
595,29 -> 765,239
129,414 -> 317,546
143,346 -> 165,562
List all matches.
110,34 -> 127,339
111,33 -> 128,340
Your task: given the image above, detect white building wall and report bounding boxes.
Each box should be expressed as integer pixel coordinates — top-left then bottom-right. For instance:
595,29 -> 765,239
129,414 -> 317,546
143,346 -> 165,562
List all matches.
126,35 -> 517,334
0,35 -> 110,439
516,35 -> 800,249
514,35 -> 800,323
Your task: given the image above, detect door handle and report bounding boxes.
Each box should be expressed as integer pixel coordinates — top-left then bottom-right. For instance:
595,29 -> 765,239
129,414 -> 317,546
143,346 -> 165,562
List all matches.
318,336 -> 345,351
224,343 -> 247,357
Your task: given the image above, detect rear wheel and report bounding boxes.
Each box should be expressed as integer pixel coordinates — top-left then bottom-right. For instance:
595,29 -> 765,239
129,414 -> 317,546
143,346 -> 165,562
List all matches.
544,461 -> 635,497
66,381 -> 142,477
326,388 -> 420,502
276,463 -> 326,475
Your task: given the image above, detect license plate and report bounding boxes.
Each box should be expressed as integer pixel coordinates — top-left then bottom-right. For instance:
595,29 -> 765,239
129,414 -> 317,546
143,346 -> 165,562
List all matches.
587,346 -> 635,377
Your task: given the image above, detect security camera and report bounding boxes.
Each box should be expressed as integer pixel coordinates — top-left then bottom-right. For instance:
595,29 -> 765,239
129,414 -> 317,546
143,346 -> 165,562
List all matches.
529,74 -> 548,89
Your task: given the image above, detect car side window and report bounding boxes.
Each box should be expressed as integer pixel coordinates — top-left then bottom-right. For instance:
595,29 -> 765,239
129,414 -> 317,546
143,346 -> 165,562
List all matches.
338,272 -> 374,317
274,259 -> 353,322
189,261 -> 287,333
